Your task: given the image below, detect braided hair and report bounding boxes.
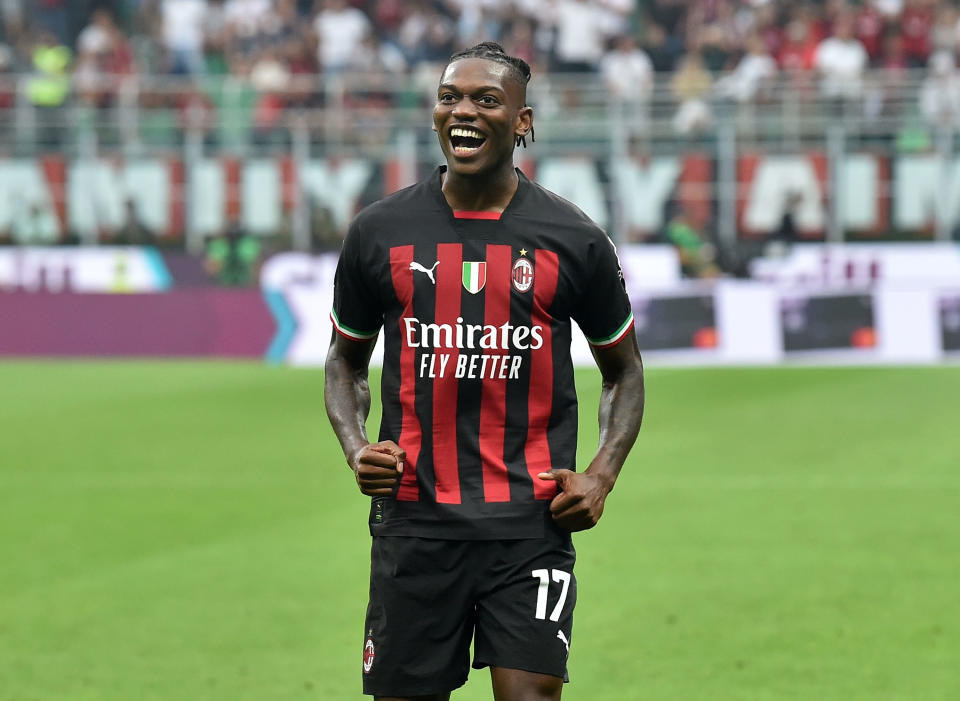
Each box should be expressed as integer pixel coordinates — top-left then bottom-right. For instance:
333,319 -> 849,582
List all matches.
446,42 -> 535,148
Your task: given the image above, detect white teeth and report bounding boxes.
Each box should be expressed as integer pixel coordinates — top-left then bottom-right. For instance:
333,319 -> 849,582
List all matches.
451,127 -> 484,139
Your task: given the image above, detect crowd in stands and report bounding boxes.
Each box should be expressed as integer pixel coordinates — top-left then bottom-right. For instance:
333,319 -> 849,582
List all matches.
1,1 -> 960,112
4,0 -> 960,270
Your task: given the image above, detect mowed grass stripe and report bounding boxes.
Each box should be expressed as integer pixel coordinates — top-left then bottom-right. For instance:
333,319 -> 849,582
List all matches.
0,362 -> 958,700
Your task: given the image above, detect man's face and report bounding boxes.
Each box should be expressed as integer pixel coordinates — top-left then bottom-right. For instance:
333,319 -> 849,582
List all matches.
433,58 -> 532,178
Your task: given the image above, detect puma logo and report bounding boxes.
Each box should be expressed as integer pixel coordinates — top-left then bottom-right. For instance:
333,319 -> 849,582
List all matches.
409,261 -> 439,284
557,630 -> 569,654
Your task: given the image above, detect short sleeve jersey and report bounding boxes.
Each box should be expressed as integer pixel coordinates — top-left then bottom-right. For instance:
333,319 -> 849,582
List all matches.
332,167 -> 634,539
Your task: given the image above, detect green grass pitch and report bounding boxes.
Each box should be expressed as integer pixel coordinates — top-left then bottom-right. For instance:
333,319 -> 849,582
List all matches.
1,361 -> 958,700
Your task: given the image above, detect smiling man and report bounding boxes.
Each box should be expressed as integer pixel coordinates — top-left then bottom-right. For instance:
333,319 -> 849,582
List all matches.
325,42 -> 645,701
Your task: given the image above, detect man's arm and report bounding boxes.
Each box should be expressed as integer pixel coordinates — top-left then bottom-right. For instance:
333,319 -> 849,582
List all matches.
538,328 -> 644,531
324,331 -> 405,496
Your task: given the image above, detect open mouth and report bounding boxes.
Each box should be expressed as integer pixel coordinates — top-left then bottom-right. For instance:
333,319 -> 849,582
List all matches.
450,126 -> 486,156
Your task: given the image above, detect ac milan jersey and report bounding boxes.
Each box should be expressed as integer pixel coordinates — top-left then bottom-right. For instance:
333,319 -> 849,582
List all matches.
331,167 -> 634,539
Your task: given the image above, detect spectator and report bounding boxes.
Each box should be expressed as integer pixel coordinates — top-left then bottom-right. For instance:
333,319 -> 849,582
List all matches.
600,34 -> 653,103
204,216 -> 261,286
250,47 -> 291,148
920,50 -> 960,129
778,15 -> 818,74
900,0 -> 933,67
27,30 -> 72,150
551,0 -> 620,72
854,1 -> 886,63
13,202 -> 60,245
670,51 -> 713,135
113,199 -> 157,245
716,32 -> 777,104
930,3 -> 957,55
313,0 -> 372,73
0,44 -> 16,155
224,0 -> 272,41
664,209 -> 719,278
202,0 -> 231,74
813,12 -> 869,105
643,21 -> 681,73
600,34 -> 653,135
161,0 -> 207,75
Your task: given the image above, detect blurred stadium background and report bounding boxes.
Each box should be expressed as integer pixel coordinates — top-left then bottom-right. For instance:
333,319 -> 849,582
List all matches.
1,0 -> 959,699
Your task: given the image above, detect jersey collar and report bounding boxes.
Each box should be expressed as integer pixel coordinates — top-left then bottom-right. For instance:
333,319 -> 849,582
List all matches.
431,166 -> 529,223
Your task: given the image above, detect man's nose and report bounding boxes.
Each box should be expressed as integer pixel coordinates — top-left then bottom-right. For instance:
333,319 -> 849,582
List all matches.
451,98 -> 477,119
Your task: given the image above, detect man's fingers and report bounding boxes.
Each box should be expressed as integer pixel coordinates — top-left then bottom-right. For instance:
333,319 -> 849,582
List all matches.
358,450 -> 402,468
359,479 -> 400,490
549,491 -> 583,514
359,461 -> 403,474
360,486 -> 397,497
360,442 -> 406,473
537,469 -> 572,486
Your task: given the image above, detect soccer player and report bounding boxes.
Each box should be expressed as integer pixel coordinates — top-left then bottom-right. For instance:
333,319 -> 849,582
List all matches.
325,42 -> 645,701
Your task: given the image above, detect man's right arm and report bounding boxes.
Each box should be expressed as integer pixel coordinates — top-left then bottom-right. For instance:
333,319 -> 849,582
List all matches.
324,331 -> 405,496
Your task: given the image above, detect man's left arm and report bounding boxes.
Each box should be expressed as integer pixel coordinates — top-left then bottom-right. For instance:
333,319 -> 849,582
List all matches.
538,328 -> 644,531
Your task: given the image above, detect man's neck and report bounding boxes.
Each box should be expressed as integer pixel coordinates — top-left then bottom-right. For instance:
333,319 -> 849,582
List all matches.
440,165 -> 519,213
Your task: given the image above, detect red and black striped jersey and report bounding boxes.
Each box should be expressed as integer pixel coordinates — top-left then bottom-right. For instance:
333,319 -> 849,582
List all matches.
331,167 -> 634,539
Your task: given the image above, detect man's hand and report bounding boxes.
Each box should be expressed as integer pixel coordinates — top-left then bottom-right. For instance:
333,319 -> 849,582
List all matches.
537,469 -> 613,532
350,441 -> 406,496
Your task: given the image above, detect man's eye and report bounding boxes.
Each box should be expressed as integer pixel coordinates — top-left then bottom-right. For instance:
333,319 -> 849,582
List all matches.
479,96 -> 498,105
439,93 -> 456,102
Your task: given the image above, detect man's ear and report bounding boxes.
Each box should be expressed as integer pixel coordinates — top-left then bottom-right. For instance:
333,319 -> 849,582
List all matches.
515,105 -> 534,147
515,105 -> 533,138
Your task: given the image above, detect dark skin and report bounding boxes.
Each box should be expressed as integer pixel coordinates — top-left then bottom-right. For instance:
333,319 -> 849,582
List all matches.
324,56 -> 645,701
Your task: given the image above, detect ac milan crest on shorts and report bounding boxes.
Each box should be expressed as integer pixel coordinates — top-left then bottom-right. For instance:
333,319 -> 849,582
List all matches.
362,633 -> 375,674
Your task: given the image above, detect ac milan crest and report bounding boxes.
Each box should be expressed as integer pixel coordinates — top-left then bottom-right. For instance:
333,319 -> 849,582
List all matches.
512,257 -> 534,292
363,635 -> 375,673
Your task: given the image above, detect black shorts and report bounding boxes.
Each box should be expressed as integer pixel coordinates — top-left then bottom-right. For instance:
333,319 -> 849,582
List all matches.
361,529 -> 577,697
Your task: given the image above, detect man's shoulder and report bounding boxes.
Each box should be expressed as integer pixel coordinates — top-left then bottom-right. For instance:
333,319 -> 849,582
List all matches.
353,177 -> 443,231
519,177 -> 608,239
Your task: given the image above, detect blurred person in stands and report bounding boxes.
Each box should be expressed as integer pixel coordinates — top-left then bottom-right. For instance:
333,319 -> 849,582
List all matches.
250,46 -> 292,150
27,30 -> 71,151
396,0 -> 455,65
854,0 -> 886,64
202,0 -> 230,75
664,209 -> 719,279
550,0 -> 624,73
113,198 -> 157,246
813,11 -> 868,113
778,13 -> 819,74
12,202 -> 59,246
866,30 -> 910,122
74,9 -> 136,112
205,215 -> 261,286
223,0 -> 272,43
716,32 -> 777,104
500,18 -> 538,69
0,44 -> 15,155
643,22 -> 682,73
929,3 -> 957,55
670,51 -> 713,136
693,16 -> 734,74
313,0 -> 372,73
600,34 -> 653,135
900,0 -> 933,68
25,0 -> 69,45
161,0 -> 206,75
920,50 -> 960,130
